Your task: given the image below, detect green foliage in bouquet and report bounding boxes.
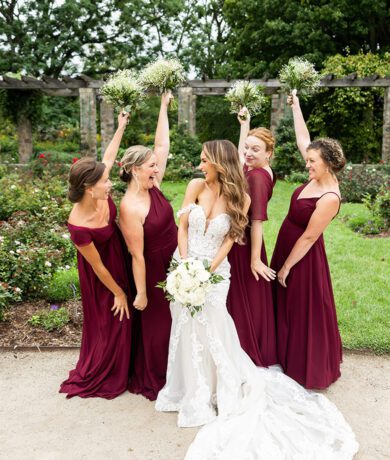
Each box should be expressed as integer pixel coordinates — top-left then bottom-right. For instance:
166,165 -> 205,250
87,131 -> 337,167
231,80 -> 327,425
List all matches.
100,69 -> 145,112
279,57 -> 321,96
225,81 -> 266,120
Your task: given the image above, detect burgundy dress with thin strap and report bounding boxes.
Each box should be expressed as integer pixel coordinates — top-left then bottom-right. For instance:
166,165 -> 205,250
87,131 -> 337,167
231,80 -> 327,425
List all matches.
60,196 -> 132,399
128,186 -> 177,401
227,166 -> 278,367
271,182 -> 342,389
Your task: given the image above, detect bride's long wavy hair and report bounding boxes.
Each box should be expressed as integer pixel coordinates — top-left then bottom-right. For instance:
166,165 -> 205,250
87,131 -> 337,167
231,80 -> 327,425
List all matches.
202,140 -> 248,244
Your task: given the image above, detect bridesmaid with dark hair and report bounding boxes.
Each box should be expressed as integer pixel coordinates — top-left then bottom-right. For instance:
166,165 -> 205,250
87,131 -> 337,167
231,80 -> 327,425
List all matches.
60,112 -> 132,399
271,90 -> 346,389
119,91 -> 177,401
227,107 -> 278,367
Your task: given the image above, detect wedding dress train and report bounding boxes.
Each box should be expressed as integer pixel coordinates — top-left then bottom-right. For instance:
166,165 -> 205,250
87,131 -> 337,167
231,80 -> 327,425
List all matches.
155,204 -> 358,459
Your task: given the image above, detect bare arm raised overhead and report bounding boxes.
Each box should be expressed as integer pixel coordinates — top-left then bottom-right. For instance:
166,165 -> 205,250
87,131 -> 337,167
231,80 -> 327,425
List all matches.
102,112 -> 130,172
288,90 -> 311,161
154,91 -> 173,185
237,106 -> 250,164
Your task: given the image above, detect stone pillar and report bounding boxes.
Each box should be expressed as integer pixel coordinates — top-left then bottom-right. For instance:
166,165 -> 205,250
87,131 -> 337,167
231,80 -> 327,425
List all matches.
100,100 -> 115,157
17,114 -> 33,163
178,87 -> 196,135
270,92 -> 288,134
382,86 -> 390,163
79,88 -> 97,157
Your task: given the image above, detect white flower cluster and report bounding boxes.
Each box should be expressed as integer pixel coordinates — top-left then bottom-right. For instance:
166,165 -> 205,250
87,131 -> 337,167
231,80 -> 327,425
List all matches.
161,258 -> 223,317
139,58 -> 186,94
225,81 -> 266,119
100,69 -> 145,112
278,57 -> 321,96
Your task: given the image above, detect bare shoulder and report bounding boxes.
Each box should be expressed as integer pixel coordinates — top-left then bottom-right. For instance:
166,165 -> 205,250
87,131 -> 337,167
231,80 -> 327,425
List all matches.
187,178 -> 206,192
119,195 -> 143,222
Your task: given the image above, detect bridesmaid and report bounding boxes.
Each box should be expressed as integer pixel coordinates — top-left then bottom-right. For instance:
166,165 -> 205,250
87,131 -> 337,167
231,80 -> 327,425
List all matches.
60,112 -> 132,399
119,92 -> 177,401
271,90 -> 345,389
227,107 -> 278,367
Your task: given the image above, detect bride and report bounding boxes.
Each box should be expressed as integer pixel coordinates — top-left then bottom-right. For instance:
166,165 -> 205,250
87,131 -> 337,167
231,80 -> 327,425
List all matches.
155,140 -> 358,459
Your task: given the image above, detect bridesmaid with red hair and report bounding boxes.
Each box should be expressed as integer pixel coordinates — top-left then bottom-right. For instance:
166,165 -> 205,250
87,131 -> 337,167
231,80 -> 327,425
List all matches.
271,91 -> 345,389
227,108 -> 278,367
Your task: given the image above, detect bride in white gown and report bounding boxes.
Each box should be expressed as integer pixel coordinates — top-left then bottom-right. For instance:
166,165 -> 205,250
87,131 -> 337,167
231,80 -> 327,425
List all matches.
155,140 -> 358,460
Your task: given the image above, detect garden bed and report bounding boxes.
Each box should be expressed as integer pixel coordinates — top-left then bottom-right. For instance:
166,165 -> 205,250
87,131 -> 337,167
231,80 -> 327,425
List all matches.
0,300 -> 82,348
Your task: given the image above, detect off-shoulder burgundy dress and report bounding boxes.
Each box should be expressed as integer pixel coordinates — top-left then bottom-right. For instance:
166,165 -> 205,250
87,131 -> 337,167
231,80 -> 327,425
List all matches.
227,166 -> 278,367
128,186 -> 177,401
271,182 -> 342,389
60,196 -> 132,399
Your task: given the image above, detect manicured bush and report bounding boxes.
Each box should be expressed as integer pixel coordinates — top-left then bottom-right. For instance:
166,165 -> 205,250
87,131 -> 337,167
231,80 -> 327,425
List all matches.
45,268 -> 80,302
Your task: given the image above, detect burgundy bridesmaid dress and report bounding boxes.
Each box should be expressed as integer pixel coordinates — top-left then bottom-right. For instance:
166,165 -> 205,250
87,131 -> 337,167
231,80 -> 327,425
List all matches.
60,196 -> 132,399
128,186 -> 177,401
271,182 -> 342,389
227,166 -> 278,367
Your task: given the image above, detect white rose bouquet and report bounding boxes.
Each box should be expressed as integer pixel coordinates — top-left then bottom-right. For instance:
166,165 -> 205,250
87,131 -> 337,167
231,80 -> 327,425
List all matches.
278,57 -> 321,97
225,80 -> 266,120
139,58 -> 185,109
100,69 -> 145,112
157,257 -> 224,317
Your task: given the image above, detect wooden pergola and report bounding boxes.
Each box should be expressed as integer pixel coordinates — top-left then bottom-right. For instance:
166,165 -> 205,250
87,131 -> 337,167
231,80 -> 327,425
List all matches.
1,74 -> 389,162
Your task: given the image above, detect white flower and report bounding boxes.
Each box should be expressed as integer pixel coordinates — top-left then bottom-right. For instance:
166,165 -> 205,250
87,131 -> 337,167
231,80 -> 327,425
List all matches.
62,234 -> 70,239
10,185 -> 16,190
100,69 -> 145,111
45,261 -> 52,267
15,240 -> 20,245
0,236 -> 4,242
15,287 -> 22,293
9,250 -> 15,255
16,249 -> 21,254
139,58 -> 185,93
65,265 -> 70,270
41,206 -> 48,211
225,81 -> 266,117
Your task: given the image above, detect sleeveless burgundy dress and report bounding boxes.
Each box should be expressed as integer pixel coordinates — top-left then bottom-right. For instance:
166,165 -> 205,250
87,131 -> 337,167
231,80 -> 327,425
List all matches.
271,182 -> 342,389
60,196 -> 132,399
128,186 -> 177,401
227,166 -> 278,367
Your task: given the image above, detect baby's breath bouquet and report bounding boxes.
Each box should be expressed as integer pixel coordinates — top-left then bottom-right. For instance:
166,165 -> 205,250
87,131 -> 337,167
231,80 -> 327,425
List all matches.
225,81 -> 266,120
139,58 -> 186,109
278,57 -> 321,97
100,69 -> 145,112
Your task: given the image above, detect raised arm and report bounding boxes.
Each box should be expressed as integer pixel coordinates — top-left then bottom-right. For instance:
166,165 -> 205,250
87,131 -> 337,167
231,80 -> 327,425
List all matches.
237,106 -> 250,164
277,194 -> 340,287
76,243 -> 129,321
287,90 -> 311,161
154,91 -> 173,184
119,205 -> 148,311
178,179 -> 204,259
102,112 -> 130,172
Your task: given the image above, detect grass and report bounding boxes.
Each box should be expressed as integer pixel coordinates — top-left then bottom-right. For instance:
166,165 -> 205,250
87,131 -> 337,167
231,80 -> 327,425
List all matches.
161,180 -> 390,354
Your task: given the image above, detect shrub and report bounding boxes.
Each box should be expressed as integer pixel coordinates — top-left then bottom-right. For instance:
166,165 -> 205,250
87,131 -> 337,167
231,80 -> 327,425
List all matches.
347,215 -> 384,235
272,117 -> 304,178
28,306 -> 70,331
0,282 -> 22,321
338,164 -> 389,203
285,170 -> 308,184
45,268 -> 80,302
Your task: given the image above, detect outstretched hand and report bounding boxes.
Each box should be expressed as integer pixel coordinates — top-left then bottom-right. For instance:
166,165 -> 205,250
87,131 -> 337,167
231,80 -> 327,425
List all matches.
118,111 -> 130,130
287,89 -> 299,108
237,106 -> 250,125
161,90 -> 174,108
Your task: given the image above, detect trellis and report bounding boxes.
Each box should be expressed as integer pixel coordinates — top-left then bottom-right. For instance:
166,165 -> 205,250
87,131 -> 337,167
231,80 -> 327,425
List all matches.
1,74 -> 389,162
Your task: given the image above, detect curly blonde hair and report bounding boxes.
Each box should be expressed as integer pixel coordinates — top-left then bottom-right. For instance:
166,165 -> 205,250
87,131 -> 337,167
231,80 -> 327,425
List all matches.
203,140 -> 248,243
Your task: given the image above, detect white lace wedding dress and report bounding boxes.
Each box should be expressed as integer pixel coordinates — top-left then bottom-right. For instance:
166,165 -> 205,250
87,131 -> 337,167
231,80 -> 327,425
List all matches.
155,204 -> 359,460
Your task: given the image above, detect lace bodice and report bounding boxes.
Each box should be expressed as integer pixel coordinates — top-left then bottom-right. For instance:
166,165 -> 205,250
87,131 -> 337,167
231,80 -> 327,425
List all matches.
178,204 -> 231,262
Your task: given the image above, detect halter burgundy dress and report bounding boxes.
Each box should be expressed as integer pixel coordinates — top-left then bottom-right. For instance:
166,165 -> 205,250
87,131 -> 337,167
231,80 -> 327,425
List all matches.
271,182 -> 342,389
60,196 -> 132,399
227,166 -> 278,367
128,186 -> 177,400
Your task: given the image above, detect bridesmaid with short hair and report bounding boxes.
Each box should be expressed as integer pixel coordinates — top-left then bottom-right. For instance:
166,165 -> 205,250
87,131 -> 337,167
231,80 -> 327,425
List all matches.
60,112 -> 132,399
227,107 -> 278,367
271,91 -> 345,389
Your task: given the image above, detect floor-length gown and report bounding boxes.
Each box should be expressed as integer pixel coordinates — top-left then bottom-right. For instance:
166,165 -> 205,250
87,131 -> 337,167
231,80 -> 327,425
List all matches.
271,182 -> 343,389
156,203 -> 358,459
60,196 -> 132,399
227,166 -> 278,366
128,186 -> 177,400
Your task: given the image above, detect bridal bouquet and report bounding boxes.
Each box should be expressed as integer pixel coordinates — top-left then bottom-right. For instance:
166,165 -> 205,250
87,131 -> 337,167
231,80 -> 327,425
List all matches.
157,257 -> 224,317
100,69 -> 145,112
139,58 -> 185,108
225,81 -> 266,120
278,57 -> 321,96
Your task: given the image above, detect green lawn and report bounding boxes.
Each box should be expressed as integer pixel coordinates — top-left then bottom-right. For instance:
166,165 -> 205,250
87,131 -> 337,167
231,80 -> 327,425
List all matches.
162,180 -> 390,354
